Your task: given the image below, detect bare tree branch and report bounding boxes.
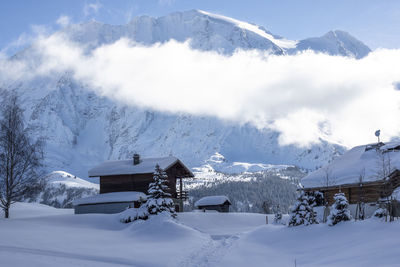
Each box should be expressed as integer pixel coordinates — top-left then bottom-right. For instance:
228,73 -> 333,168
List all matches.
0,92 -> 44,218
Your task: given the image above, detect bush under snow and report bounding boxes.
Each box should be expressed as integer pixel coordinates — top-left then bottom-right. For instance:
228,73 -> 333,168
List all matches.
328,192 -> 352,226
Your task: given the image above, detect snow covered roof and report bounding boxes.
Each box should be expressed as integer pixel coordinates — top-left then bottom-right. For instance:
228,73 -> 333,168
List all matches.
195,196 -> 231,207
73,191 -> 146,206
301,142 -> 400,189
88,156 -> 194,177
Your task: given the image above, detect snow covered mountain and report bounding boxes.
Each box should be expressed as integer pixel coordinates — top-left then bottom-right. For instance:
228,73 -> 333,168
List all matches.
2,10 -> 370,179
290,30 -> 371,59
63,10 -> 370,57
34,171 -> 99,208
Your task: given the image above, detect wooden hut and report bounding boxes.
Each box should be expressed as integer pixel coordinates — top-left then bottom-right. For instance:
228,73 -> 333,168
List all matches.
75,154 -> 194,214
73,191 -> 147,214
301,142 -> 400,218
195,196 -> 231,212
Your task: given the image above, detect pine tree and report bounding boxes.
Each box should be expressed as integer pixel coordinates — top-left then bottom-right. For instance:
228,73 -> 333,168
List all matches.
274,205 -> 283,224
120,164 -> 176,223
288,191 -> 318,226
373,207 -> 387,218
328,192 -> 351,226
146,164 -> 176,217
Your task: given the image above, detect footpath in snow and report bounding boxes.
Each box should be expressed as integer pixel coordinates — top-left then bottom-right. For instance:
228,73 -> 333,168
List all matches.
0,203 -> 400,267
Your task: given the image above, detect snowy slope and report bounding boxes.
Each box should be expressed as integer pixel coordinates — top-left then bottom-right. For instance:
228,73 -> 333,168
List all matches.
0,203 -> 399,267
46,171 -> 99,189
1,10 -> 370,179
291,30 -> 371,59
13,72 -> 344,179
63,10 -> 285,55
35,171 -> 99,208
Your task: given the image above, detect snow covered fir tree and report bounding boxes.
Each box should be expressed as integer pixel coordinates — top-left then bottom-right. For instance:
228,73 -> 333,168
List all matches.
274,205 -> 283,224
328,192 -> 352,226
146,164 -> 176,217
288,191 -> 318,226
120,164 -> 176,223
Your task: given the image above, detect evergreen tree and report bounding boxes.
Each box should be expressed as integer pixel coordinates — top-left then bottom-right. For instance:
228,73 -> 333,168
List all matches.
120,164 -> 176,223
146,164 -> 176,217
328,192 -> 351,226
306,191 -> 324,207
288,191 -> 318,226
373,207 -> 387,218
274,205 -> 283,224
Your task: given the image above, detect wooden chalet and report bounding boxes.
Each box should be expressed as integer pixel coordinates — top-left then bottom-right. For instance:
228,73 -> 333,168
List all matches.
87,154 -> 194,212
301,142 -> 400,218
194,196 -> 231,213
303,169 -> 400,206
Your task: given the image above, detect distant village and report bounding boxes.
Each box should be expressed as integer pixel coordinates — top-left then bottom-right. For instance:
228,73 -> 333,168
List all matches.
73,135 -> 400,225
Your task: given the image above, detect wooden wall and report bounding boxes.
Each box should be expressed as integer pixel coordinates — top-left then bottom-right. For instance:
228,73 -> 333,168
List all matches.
313,184 -> 384,205
100,174 -> 153,194
304,171 -> 400,206
99,161 -> 191,196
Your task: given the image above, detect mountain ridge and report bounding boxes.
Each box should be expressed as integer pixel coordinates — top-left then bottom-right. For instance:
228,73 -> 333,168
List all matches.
61,9 -> 370,57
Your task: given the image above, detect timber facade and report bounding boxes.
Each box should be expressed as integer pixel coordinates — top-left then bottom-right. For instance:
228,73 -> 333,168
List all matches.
303,169 -> 400,206
98,161 -> 192,198
88,155 -> 194,212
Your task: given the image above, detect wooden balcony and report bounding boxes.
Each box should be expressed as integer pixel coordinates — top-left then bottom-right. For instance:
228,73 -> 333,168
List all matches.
176,190 -> 188,200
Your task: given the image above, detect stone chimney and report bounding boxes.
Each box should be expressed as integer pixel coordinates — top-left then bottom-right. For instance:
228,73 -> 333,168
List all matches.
133,154 -> 140,165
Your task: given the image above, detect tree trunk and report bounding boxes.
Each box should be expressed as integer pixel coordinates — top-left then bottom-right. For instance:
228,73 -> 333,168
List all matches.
4,206 -> 9,218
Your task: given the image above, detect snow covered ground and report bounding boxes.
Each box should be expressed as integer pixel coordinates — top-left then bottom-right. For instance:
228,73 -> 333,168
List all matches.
0,202 -> 399,266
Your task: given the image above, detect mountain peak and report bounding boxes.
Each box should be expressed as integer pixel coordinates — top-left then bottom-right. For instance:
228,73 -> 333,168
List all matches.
292,29 -> 371,58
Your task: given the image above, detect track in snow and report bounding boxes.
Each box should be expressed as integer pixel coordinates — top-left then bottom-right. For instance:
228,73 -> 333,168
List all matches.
178,234 -> 239,267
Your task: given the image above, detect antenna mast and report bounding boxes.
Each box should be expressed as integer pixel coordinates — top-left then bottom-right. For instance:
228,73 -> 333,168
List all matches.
375,130 -> 381,143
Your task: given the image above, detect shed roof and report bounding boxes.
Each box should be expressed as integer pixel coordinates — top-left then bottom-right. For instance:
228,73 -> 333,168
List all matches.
195,196 -> 231,207
73,191 -> 147,206
301,141 -> 400,189
88,156 -> 194,177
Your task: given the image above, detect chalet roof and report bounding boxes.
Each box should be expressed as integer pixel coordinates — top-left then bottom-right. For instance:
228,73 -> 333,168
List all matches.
88,156 -> 194,177
73,191 -> 147,206
195,195 -> 231,207
301,141 -> 400,189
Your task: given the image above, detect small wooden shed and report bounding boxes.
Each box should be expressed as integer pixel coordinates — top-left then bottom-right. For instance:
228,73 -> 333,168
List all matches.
73,191 -> 146,214
195,196 -> 231,212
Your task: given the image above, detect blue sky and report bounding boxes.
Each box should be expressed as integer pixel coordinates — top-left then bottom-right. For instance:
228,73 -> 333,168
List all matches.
1,0 -> 399,53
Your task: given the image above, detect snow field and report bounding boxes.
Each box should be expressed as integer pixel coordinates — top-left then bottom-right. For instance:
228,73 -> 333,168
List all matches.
0,203 -> 399,266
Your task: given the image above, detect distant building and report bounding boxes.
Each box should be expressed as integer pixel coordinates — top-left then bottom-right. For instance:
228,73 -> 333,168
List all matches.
195,195 -> 231,212
73,191 -> 146,214
301,142 -> 400,218
74,154 -> 194,214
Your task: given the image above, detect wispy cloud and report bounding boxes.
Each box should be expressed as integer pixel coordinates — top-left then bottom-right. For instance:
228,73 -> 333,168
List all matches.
2,33 -> 400,148
84,1 -> 102,17
56,15 -> 71,28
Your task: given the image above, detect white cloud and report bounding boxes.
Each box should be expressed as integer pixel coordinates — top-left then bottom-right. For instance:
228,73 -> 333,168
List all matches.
56,15 -> 71,28
3,34 -> 400,148
84,2 -> 102,16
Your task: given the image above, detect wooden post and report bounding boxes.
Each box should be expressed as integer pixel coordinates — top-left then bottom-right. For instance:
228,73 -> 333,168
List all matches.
179,177 -> 183,212
266,215 -> 268,224
179,177 -> 183,196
